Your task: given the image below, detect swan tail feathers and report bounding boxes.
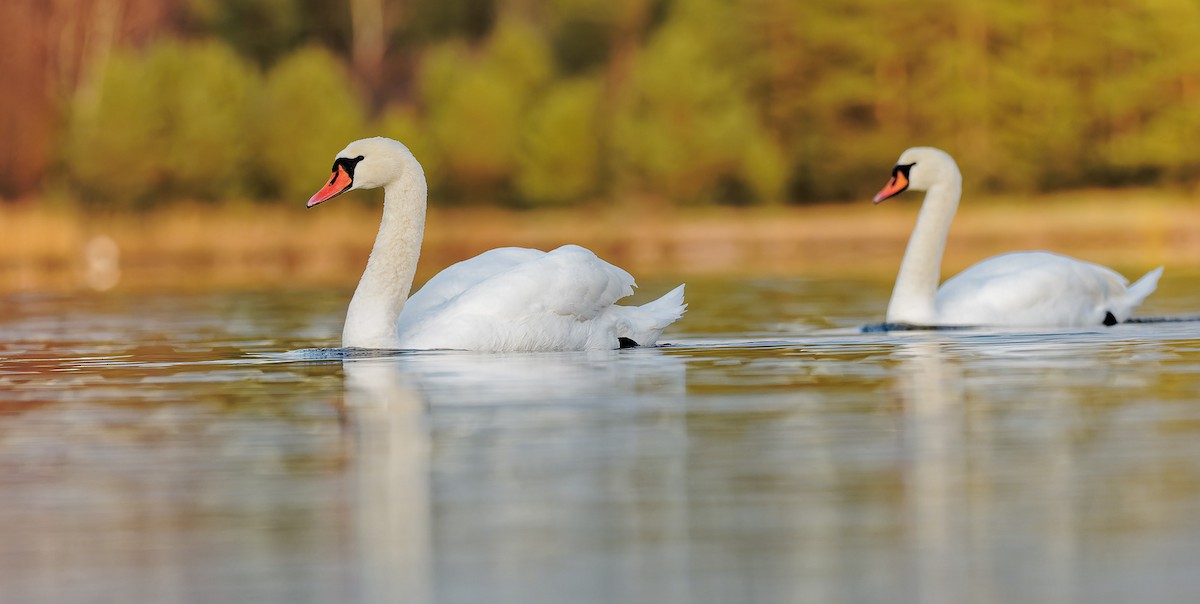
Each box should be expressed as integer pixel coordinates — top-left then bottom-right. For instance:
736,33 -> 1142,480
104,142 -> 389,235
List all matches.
619,284 -> 687,346
642,284 -> 687,326
1127,266 -> 1164,305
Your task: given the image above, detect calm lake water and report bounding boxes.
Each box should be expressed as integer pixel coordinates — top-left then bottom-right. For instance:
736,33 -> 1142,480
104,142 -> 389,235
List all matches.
2,272 -> 1200,603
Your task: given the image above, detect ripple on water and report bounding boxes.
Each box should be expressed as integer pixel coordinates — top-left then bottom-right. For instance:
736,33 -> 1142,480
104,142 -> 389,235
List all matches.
1,281 -> 1200,603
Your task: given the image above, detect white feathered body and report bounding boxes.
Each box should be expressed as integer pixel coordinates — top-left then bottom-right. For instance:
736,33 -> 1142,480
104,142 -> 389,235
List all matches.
394,245 -> 686,351
934,251 -> 1163,327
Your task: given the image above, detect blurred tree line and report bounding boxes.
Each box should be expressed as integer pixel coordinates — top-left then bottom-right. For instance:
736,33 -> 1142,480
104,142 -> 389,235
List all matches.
3,0 -> 1200,208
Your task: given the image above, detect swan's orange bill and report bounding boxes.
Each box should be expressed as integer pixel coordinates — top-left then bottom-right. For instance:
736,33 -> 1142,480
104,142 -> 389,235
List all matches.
873,171 -> 909,204
307,166 -> 353,207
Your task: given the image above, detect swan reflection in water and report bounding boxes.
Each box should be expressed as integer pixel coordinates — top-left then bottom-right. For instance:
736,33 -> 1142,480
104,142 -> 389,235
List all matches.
341,358 -> 431,604
340,348 -> 689,604
886,333 -> 1181,604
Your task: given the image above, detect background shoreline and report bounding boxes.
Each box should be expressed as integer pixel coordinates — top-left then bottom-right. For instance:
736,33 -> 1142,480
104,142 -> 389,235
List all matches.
3,188 -> 1196,293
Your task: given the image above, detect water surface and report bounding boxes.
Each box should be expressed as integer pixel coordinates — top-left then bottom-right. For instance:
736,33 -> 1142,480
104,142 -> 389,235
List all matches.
2,275 -> 1200,603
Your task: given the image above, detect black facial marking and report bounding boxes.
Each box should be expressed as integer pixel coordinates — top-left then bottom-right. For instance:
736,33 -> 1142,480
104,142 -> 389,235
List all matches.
331,155 -> 366,179
618,337 -> 639,349
893,162 -> 915,179
1103,311 -> 1118,326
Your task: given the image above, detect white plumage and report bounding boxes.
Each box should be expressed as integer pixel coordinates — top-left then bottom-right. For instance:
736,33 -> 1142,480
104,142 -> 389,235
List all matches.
307,137 -> 686,351
396,245 -> 685,351
874,147 -> 1161,327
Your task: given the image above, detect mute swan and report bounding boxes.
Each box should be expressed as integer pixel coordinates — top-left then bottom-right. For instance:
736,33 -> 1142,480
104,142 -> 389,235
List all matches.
307,136 -> 686,351
873,147 -> 1162,327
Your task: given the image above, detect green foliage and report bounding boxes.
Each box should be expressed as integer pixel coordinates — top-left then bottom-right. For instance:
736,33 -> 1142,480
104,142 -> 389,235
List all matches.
375,104 -> 445,192
185,0 -> 303,65
51,0 -> 1200,207
545,0 -> 617,75
61,40 -> 369,206
163,42 -> 259,198
404,0 -> 495,42
423,50 -> 525,193
255,46 -> 368,202
739,135 -> 788,204
419,19 -> 554,200
61,50 -> 163,205
516,77 -> 604,205
62,40 -> 259,206
737,0 -> 1200,197
183,0 -> 353,66
611,0 -> 785,203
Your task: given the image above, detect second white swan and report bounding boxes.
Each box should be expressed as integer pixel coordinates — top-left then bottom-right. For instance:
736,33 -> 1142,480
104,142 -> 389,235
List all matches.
873,147 -> 1162,327
308,136 -> 686,351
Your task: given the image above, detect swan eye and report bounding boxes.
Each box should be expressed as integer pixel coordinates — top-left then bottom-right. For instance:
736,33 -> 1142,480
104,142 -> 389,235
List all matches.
331,155 -> 366,180
894,163 -> 914,178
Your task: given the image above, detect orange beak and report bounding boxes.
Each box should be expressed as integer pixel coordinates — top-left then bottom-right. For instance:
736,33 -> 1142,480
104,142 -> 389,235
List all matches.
872,171 -> 909,204
307,165 -> 353,208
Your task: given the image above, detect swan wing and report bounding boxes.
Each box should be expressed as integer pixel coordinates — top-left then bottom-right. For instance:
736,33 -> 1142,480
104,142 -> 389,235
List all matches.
935,251 -> 1132,326
446,244 -> 635,320
397,247 -> 546,332
396,245 -> 637,350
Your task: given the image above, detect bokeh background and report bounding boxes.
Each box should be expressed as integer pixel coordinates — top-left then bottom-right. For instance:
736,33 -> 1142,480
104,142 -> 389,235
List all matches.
8,0 -> 1200,206
2,0 -> 1199,290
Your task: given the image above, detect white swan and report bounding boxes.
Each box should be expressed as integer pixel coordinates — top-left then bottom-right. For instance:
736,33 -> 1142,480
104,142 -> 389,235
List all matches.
307,136 -> 686,351
873,147 -> 1162,327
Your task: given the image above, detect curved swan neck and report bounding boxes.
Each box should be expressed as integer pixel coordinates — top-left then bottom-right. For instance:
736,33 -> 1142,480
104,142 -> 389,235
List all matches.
342,155 -> 427,348
887,179 -> 962,325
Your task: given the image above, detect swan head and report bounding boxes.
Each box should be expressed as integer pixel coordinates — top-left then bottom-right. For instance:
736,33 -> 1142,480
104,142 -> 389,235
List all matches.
307,137 -> 416,208
873,147 -> 960,204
